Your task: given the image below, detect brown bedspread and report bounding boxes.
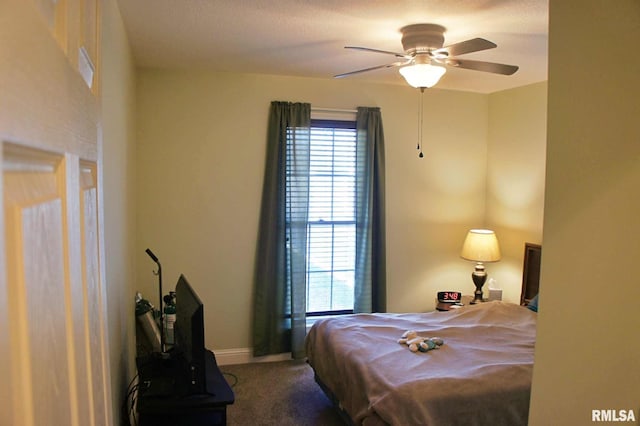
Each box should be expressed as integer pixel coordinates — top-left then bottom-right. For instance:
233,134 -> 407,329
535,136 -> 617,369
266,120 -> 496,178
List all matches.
305,301 -> 537,425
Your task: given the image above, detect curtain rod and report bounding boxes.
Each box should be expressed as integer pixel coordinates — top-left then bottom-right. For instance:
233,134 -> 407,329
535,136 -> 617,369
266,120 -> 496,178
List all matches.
311,107 -> 357,114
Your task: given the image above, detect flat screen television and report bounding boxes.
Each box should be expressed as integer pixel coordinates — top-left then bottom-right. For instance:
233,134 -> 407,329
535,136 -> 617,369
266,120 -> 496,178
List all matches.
174,274 -> 207,395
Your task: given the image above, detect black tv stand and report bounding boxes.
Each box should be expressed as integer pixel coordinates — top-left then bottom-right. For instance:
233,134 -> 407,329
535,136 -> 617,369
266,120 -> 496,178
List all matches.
136,350 -> 234,425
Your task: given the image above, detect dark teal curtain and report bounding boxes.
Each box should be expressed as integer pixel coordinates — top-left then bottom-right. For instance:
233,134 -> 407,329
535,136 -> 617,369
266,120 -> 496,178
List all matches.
253,103 -> 386,358
253,101 -> 310,358
354,107 -> 387,313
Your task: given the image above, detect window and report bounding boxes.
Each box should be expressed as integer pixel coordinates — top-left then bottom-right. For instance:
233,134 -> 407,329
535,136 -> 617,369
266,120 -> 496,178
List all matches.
287,119 -> 357,316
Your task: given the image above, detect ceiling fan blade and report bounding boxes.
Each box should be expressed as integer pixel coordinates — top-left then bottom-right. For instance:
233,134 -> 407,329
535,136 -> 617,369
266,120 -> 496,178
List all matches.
433,38 -> 496,57
446,59 -> 519,75
345,46 -> 409,59
334,61 -> 408,78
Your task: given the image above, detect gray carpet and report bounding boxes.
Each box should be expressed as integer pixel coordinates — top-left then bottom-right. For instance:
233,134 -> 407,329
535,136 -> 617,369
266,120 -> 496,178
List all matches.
220,360 -> 346,426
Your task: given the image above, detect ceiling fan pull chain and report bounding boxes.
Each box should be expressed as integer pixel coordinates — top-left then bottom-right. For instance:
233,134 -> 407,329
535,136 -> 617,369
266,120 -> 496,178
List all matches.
418,87 -> 425,158
416,88 -> 422,152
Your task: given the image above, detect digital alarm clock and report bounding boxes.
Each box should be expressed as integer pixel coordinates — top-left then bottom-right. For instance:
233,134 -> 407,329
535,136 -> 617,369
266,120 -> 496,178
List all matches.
436,291 -> 463,311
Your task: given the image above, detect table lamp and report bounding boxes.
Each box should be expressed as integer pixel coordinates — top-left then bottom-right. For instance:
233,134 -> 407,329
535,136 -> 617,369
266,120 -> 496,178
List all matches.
460,229 -> 501,304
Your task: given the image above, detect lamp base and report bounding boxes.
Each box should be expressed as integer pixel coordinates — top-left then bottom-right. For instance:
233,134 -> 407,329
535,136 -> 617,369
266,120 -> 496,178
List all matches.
470,289 -> 485,304
469,263 -> 487,304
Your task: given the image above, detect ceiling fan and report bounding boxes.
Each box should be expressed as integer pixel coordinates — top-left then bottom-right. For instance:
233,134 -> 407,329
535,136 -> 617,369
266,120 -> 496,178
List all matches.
335,24 -> 519,88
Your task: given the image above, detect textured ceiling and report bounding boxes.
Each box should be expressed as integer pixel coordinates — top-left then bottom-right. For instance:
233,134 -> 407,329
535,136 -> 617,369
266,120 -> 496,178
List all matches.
117,0 -> 548,93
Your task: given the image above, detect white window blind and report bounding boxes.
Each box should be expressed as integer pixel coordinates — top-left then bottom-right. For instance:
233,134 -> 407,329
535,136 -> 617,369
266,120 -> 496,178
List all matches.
305,120 -> 357,314
287,120 -> 356,315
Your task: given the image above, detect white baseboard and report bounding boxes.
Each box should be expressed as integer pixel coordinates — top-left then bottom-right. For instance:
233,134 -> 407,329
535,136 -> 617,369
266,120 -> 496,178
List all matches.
212,347 -> 292,366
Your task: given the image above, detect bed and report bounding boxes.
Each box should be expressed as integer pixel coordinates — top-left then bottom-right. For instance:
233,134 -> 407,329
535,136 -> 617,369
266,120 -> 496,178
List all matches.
305,243 -> 541,426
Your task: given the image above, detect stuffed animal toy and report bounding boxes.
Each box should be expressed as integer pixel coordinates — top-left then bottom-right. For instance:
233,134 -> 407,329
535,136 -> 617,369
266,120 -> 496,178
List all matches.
398,330 -> 444,353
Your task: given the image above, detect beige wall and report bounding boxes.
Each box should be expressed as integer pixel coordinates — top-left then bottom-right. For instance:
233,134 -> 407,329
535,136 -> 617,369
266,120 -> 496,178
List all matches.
135,70 -> 546,353
529,0 -> 640,423
486,82 -> 547,302
101,0 -> 137,421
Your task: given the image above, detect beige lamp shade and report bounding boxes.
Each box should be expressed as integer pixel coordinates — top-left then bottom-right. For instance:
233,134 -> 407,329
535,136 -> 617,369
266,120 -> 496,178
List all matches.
460,229 -> 501,262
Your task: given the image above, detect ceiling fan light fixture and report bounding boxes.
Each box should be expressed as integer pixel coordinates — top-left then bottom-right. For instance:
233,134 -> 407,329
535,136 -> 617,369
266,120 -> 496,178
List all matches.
399,63 -> 446,88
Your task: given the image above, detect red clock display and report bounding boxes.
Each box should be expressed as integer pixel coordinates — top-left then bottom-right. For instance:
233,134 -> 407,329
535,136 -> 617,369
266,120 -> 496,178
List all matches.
437,291 -> 462,303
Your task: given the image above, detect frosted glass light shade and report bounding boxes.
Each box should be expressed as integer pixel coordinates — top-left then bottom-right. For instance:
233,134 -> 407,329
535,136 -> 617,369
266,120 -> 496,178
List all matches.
460,229 -> 501,262
399,63 -> 446,88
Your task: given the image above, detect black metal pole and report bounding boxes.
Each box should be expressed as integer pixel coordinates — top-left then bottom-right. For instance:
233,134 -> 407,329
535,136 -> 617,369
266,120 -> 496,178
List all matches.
145,248 -> 164,352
